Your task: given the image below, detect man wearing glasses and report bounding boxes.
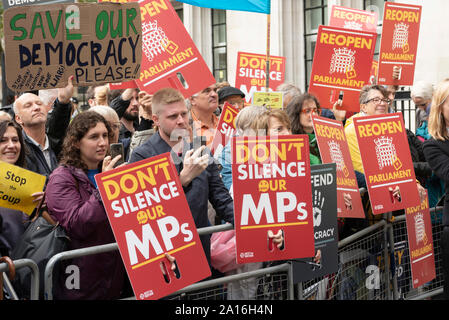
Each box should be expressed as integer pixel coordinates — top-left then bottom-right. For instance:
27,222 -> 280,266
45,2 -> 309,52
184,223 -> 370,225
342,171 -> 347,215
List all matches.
188,84 -> 220,147
344,84 -> 427,206
344,85 -> 392,174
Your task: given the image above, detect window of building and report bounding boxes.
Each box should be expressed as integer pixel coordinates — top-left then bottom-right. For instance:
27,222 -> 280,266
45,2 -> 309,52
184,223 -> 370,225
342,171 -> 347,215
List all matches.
212,9 -> 227,82
171,0 -> 184,23
363,0 -> 387,60
304,0 -> 328,90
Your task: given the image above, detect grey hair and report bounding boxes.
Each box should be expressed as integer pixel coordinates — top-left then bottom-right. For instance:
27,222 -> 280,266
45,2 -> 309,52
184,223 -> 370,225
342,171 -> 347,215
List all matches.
411,81 -> 434,101
0,111 -> 12,121
88,105 -> 119,122
12,101 -> 18,115
234,105 -> 267,136
276,83 -> 302,96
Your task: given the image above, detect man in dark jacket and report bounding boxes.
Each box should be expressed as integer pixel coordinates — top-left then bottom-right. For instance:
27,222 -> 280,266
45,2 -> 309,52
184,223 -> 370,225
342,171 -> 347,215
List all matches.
129,87 -> 234,264
13,78 -> 74,179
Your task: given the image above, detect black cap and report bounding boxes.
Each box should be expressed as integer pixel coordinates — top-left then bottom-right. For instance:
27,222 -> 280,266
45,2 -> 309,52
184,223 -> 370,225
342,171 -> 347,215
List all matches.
218,86 -> 245,103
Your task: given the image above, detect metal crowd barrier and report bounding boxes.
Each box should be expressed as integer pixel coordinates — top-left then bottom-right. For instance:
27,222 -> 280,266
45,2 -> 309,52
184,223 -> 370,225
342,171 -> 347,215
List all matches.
40,207 -> 445,301
0,258 -> 39,300
298,207 -> 445,301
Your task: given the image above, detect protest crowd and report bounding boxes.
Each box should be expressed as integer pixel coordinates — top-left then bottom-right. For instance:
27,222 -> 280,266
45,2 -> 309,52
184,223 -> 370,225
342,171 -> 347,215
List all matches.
0,0 -> 447,302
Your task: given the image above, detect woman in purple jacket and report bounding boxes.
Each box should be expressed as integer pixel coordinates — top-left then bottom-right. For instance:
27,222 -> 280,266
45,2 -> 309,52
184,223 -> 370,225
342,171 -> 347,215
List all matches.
45,111 -> 125,300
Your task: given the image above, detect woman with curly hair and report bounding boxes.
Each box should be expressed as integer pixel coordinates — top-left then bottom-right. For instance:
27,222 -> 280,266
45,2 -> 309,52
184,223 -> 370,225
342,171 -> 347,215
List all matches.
45,111 -> 125,300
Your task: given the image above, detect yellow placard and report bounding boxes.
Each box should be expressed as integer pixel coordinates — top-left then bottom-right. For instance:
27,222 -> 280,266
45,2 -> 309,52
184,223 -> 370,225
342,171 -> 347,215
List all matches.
0,161 -> 46,215
252,91 -> 284,109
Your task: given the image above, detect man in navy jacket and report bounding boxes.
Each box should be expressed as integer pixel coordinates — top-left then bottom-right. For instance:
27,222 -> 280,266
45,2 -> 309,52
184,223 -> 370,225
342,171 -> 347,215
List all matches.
129,87 -> 234,264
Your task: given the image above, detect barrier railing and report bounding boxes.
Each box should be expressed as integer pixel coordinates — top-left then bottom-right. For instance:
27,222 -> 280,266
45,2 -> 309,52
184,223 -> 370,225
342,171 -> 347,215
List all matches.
0,258 -> 39,300
39,207 -> 445,300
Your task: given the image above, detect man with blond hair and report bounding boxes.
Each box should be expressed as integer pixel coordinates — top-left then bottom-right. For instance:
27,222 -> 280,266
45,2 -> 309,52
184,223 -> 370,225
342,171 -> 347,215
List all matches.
129,87 -> 234,264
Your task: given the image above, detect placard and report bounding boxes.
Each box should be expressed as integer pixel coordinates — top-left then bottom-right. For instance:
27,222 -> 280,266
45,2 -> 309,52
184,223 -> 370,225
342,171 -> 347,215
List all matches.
235,52 -> 286,104
312,115 -> 364,218
377,2 -> 422,86
252,91 -> 283,109
329,5 -> 378,32
0,161 -> 46,215
369,60 -> 379,85
353,113 -> 420,215
126,0 -> 216,98
292,164 -> 339,283
308,25 -> 377,113
209,102 -> 239,160
95,153 -> 211,300
232,135 -> 315,264
4,2 -> 142,91
405,193 -> 436,288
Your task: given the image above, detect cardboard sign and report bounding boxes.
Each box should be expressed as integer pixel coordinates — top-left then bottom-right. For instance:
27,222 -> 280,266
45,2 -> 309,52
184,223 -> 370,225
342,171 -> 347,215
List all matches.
95,153 -> 211,300
312,115 -> 364,218
292,164 -> 339,283
329,5 -> 378,32
308,26 -> 377,113
235,52 -> 286,104
405,193 -> 436,288
252,91 -> 283,109
0,161 -> 46,215
369,60 -> 378,85
232,135 -> 315,264
377,2 -> 422,86
124,0 -> 216,98
4,2 -> 142,92
3,0 -> 74,10
353,113 -> 420,215
109,80 -> 138,90
209,102 -> 239,160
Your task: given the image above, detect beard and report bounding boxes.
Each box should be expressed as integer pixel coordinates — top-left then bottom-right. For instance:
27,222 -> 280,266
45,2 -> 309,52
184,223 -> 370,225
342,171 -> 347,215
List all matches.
122,110 -> 139,121
161,127 -> 189,143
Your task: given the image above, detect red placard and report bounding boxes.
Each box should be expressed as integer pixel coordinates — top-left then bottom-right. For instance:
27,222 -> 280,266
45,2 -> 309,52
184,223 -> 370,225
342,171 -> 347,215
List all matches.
405,193 -> 436,288
353,113 -> 420,215
377,2 -> 422,86
329,5 -> 378,32
312,115 -> 364,218
210,102 -> 240,159
309,26 -> 377,113
95,153 -> 211,300
235,52 -> 286,104
109,80 -> 138,90
106,0 -> 216,97
232,135 -> 315,264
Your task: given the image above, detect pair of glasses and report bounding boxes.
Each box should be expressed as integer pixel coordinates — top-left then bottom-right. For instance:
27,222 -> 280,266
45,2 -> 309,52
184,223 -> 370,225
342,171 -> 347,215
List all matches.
301,108 -> 321,115
415,103 -> 427,108
364,97 -> 392,105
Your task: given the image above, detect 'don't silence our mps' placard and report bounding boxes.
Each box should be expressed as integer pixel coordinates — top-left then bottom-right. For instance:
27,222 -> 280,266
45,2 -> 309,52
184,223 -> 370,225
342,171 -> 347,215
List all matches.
95,153 -> 211,300
232,135 -> 315,264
